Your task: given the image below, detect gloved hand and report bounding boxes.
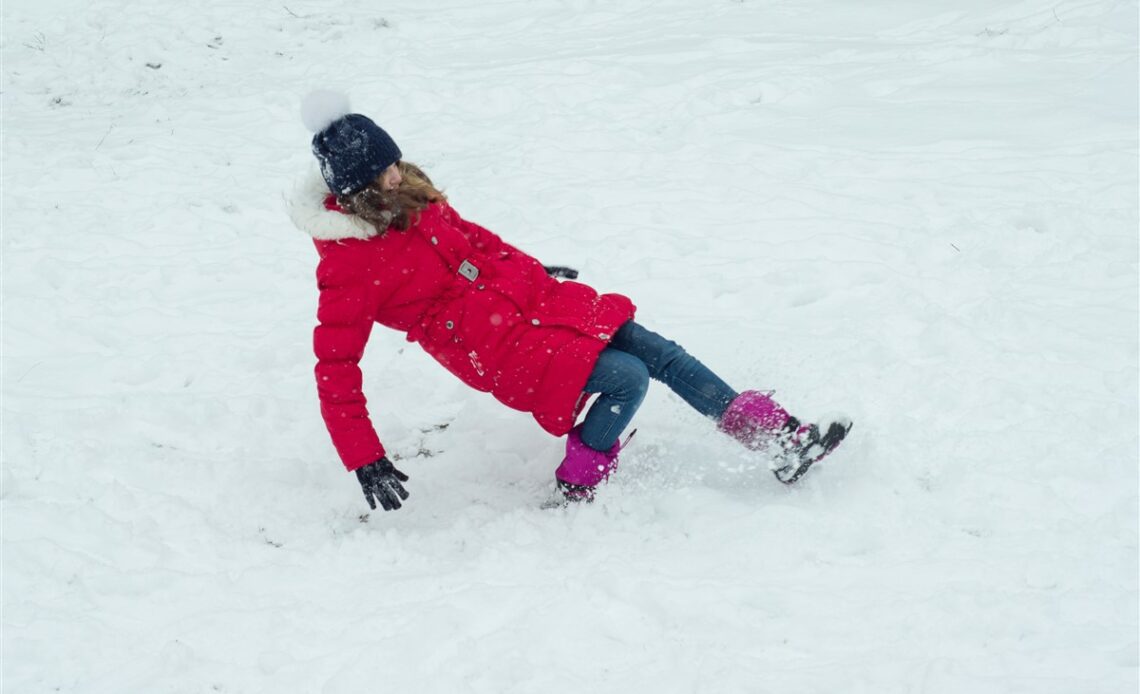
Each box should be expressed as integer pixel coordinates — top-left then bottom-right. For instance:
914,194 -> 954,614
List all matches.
543,265 -> 579,280
354,457 -> 410,511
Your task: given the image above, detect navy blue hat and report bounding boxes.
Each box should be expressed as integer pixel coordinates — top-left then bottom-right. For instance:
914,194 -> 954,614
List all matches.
311,114 -> 402,196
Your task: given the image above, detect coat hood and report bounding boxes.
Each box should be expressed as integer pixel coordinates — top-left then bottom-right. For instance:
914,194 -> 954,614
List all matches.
286,169 -> 379,241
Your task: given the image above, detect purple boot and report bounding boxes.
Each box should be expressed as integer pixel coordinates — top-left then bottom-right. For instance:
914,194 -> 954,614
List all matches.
554,425 -> 623,503
719,390 -> 852,484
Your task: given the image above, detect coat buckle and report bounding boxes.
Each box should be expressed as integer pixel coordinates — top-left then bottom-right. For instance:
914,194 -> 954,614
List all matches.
458,259 -> 480,282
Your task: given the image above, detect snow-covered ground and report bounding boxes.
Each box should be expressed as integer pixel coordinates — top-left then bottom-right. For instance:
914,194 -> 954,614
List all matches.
3,0 -> 1137,691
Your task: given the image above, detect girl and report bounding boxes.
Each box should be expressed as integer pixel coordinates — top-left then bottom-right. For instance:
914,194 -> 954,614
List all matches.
288,93 -> 851,511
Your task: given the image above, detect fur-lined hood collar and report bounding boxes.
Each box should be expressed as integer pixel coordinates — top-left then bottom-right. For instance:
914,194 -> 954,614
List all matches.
286,169 -> 379,241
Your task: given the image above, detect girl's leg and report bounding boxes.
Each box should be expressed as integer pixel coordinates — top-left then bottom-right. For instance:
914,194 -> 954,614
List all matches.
578,321 -> 851,487
578,347 -> 650,451
607,321 -> 739,420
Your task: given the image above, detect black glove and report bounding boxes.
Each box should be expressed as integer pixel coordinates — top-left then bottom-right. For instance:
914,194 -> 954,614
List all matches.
355,457 -> 410,511
543,265 -> 579,280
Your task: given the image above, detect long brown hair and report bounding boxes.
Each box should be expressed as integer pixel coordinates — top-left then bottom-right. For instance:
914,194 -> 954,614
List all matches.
337,161 -> 446,235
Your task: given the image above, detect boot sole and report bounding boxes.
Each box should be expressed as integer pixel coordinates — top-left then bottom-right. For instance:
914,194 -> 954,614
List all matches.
774,419 -> 853,485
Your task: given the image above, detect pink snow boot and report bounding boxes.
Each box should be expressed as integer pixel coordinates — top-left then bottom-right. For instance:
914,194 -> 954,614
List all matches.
718,390 -> 852,484
554,425 -> 623,503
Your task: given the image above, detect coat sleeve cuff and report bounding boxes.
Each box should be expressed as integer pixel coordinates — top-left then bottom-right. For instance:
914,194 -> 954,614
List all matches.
341,443 -> 387,472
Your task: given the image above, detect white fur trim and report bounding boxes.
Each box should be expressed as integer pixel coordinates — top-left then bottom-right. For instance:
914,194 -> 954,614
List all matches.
285,169 -> 378,241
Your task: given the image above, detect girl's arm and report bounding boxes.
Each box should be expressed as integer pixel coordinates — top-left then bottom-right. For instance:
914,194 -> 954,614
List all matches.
313,263 -> 385,470
442,203 -> 530,259
442,203 -> 577,278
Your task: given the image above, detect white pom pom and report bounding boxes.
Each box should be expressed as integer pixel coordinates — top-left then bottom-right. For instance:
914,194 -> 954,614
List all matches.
301,90 -> 351,133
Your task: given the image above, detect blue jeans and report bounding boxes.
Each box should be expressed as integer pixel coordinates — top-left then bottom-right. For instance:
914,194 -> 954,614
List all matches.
579,321 -> 739,451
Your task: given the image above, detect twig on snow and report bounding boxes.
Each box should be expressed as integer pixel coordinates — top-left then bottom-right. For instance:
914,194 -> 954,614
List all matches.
95,124 -> 114,150
23,32 -> 46,51
16,361 -> 43,383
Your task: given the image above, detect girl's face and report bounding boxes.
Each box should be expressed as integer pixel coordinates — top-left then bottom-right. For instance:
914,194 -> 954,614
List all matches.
379,163 -> 402,192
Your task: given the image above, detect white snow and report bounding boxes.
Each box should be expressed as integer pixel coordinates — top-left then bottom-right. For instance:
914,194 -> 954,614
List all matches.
3,1 -> 1137,692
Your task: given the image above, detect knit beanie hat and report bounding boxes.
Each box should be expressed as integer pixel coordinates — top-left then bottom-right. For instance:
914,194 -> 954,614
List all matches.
302,90 -> 402,196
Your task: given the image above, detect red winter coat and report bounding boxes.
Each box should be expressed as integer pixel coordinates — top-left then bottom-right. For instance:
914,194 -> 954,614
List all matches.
288,173 -> 636,471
